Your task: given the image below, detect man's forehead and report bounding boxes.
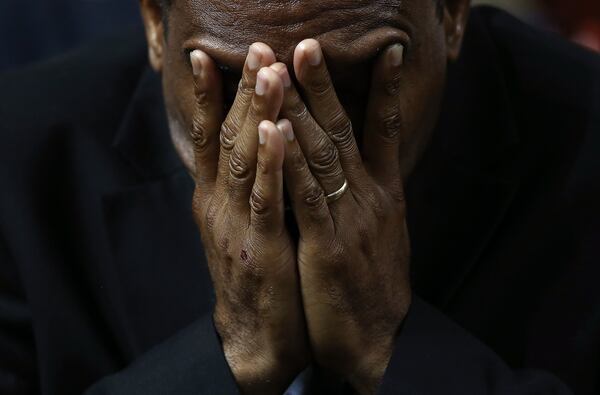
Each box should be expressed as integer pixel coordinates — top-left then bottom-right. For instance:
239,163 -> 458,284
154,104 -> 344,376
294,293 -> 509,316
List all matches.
180,0 -> 405,13
179,0 -> 408,30
174,0 -> 419,67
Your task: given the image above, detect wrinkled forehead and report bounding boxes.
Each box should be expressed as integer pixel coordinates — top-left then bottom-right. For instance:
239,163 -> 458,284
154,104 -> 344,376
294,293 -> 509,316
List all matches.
170,0 -> 427,69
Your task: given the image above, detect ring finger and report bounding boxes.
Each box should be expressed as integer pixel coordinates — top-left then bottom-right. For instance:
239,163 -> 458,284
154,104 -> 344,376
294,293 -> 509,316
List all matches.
271,63 -> 349,204
278,119 -> 334,236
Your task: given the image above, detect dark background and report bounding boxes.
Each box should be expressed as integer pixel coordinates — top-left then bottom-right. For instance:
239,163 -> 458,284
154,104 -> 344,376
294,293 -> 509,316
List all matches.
1,0 -> 597,73
0,0 -> 142,72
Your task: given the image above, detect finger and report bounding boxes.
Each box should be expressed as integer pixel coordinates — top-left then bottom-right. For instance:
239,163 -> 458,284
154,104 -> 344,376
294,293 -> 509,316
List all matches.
227,67 -> 284,211
278,119 -> 334,236
363,44 -> 405,195
190,49 -> 223,190
293,39 -> 367,184
216,43 -> 276,197
271,63 -> 347,199
250,121 -> 286,235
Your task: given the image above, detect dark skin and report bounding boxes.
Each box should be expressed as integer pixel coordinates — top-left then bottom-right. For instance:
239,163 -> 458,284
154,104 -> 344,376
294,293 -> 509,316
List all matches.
140,1 -> 470,394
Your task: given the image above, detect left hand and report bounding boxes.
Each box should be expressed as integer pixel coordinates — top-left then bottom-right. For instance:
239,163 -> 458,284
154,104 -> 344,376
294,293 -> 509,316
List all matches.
270,40 -> 412,394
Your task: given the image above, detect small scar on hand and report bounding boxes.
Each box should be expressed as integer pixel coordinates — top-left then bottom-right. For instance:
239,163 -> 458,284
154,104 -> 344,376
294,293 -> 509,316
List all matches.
240,249 -> 249,262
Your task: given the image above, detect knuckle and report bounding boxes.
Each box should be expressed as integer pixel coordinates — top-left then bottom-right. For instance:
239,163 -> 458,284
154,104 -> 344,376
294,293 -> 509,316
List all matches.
191,116 -> 210,149
195,91 -> 210,109
326,111 -> 354,146
301,182 -> 325,209
237,70 -> 260,99
250,187 -> 270,217
256,156 -> 269,175
228,148 -> 251,180
384,74 -> 402,96
286,94 -> 309,120
309,139 -> 340,171
220,122 -> 237,151
379,110 -> 403,140
238,84 -> 255,98
289,98 -> 310,121
238,74 -> 252,92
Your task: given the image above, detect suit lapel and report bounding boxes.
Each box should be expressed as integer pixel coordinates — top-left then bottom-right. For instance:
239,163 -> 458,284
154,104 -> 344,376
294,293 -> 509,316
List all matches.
407,12 -> 522,308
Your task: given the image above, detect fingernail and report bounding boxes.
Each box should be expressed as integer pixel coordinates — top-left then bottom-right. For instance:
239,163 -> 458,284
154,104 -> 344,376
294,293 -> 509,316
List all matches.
301,40 -> 322,66
389,44 -> 404,67
256,69 -> 269,96
247,44 -> 261,71
258,121 -> 270,145
190,50 -> 205,76
277,119 -> 294,142
278,65 -> 292,88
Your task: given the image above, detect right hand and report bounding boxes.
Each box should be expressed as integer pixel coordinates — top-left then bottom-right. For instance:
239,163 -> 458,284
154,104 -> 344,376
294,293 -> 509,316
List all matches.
188,44 -> 309,394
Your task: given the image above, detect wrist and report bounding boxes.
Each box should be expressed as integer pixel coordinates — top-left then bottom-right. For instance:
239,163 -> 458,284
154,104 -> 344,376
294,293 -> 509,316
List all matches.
346,297 -> 412,394
221,336 -> 307,395
346,338 -> 395,395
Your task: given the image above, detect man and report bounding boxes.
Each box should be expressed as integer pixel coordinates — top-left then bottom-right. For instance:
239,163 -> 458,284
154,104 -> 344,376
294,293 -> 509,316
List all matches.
0,0 -> 598,394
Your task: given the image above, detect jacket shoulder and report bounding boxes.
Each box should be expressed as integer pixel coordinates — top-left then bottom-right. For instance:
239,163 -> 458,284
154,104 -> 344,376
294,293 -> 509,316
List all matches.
474,7 -> 599,182
0,28 -> 148,159
473,6 -> 600,114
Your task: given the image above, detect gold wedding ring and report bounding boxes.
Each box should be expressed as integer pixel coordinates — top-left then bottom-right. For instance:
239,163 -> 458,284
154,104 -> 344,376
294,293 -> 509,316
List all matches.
325,179 -> 349,204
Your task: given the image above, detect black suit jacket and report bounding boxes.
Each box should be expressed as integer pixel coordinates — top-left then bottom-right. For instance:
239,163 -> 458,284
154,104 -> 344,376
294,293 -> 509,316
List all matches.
0,6 -> 599,395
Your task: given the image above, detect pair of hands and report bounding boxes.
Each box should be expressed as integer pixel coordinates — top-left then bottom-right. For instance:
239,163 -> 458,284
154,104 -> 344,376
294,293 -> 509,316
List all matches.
188,39 -> 411,395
